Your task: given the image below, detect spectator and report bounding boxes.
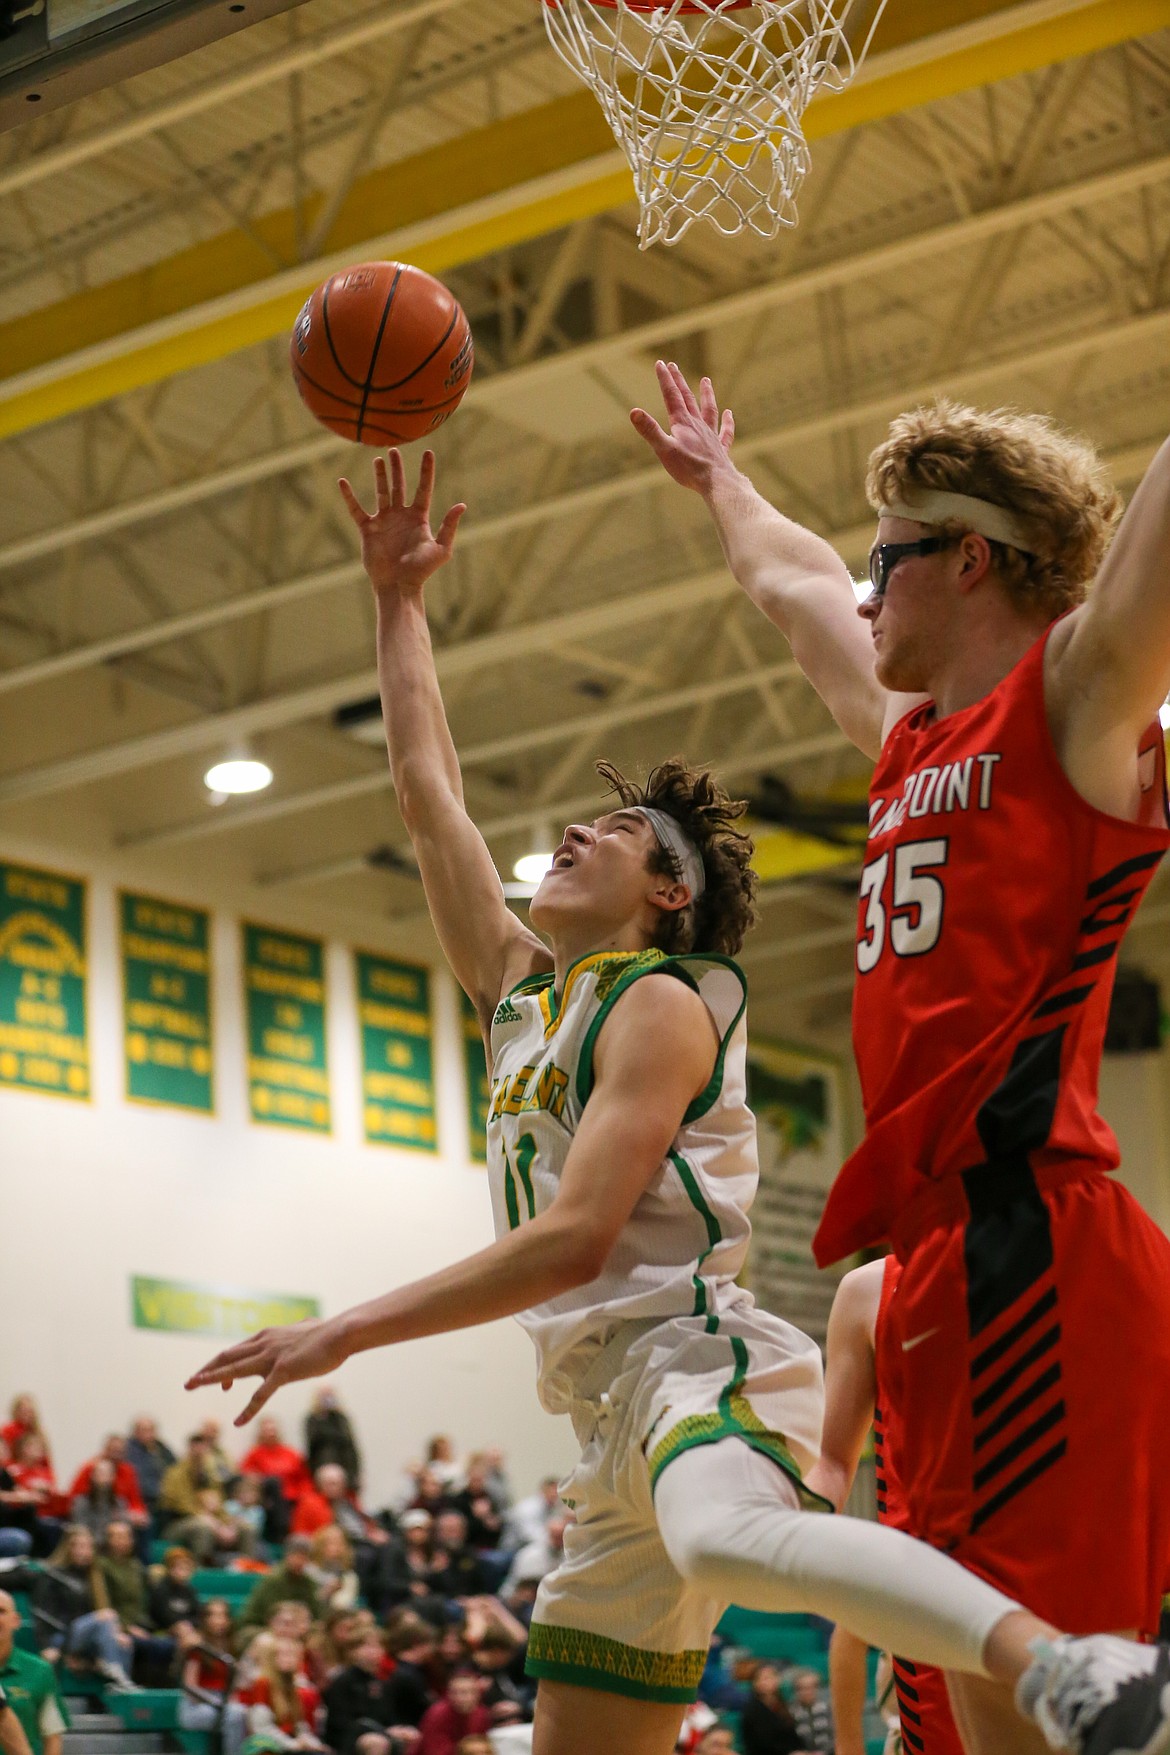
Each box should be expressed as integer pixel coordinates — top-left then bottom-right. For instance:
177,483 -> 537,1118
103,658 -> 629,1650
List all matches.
446,1465 -> 502,1554
241,1420 -> 308,1506
239,1538 -> 322,1641
372,1514 -> 446,1620
305,1391 -> 360,1491
99,1520 -> 172,1682
500,1480 -> 558,1555
124,1420 -> 175,1518
0,1448 -> 34,1560
177,1598 -> 246,1755
465,1626 -> 529,1726
69,1461 -> 133,1548
383,1616 -> 438,1730
417,1673 -> 490,1755
244,1636 -> 325,1751
306,1608 -> 362,1690
238,1606 -> 315,1690
676,1698 -> 718,1753
694,1731 -> 736,1755
501,1515 -> 567,1598
790,1670 -> 834,1754
0,1590 -> 68,1755
423,1441 -> 459,1494
293,1466 -> 384,1551
307,1527 -> 359,1613
158,1436 -> 255,1565
403,1473 -> 448,1524
36,1526 -> 136,1692
0,1404 -> 46,1466
741,1664 -> 808,1755
68,1439 -> 147,1532
455,1742 -> 491,1755
147,1547 -> 200,1643
430,1515 -> 483,1602
7,1437 -> 63,1554
323,1631 -> 420,1755
222,1476 -> 266,1552
0,1678 -> 34,1755
195,1421 -> 235,1491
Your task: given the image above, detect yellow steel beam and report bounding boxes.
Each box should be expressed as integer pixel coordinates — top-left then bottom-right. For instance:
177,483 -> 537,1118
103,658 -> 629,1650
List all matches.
0,0 -> 1166,439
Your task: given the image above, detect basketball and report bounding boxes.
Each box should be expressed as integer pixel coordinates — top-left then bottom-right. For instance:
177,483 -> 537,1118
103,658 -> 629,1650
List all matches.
289,261 -> 474,446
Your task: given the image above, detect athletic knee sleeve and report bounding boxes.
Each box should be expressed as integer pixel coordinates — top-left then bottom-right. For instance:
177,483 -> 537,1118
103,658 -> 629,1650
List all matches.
655,1437 -> 1019,1675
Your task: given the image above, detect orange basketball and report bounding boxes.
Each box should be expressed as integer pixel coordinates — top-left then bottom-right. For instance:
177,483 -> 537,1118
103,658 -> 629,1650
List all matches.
289,261 -> 474,446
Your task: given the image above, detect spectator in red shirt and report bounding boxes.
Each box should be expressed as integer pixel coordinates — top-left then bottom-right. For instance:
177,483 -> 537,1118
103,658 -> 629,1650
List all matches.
69,1437 -> 148,1529
3,1434 -> 61,1553
0,1398 -> 47,1463
241,1419 -> 308,1504
293,1466 -> 385,1551
178,1598 -> 247,1755
244,1636 -> 326,1751
417,1674 -> 490,1755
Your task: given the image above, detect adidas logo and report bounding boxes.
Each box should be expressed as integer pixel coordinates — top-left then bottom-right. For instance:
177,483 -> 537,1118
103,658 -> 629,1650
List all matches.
493,998 -> 523,1027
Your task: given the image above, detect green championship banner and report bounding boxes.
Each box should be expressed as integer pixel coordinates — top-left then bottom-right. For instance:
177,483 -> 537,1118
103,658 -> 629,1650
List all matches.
0,860 -> 89,1101
131,1275 -> 319,1339
461,990 -> 489,1164
121,891 -> 213,1114
355,952 -> 437,1151
243,923 -> 331,1133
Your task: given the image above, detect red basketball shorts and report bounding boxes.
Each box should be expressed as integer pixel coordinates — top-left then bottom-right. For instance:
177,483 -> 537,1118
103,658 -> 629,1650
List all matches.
878,1163 -> 1170,1636
891,1657 -> 965,1755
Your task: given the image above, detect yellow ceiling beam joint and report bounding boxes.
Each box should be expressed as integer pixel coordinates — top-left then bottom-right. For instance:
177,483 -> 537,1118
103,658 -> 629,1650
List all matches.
0,0 -> 1165,439
750,825 -> 862,884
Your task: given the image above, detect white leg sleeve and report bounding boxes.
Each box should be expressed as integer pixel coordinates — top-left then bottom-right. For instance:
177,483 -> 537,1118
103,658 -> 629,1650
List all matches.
655,1437 -> 1020,1676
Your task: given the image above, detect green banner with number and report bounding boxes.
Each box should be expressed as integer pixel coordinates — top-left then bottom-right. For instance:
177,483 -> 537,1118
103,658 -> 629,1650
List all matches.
243,923 -> 330,1133
121,891 -> 213,1114
356,952 -> 437,1151
131,1275 -> 319,1339
0,860 -> 89,1101
461,990 -> 489,1164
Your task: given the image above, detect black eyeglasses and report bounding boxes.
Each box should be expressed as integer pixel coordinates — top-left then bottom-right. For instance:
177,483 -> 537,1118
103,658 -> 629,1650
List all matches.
867,535 -> 955,600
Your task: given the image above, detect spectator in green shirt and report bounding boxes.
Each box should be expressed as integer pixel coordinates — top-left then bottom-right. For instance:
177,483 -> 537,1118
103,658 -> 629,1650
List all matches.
0,1681 -> 34,1755
238,1538 -> 322,1649
100,1522 -> 174,1685
0,1593 -> 68,1755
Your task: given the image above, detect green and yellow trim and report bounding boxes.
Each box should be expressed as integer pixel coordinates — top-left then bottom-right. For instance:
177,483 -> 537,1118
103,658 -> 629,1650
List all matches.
648,1335 -> 834,1514
526,1623 -> 707,1704
574,950 -> 746,1107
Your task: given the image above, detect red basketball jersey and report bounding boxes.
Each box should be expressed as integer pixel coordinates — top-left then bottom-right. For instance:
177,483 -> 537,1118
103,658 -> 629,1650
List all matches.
814,623 -> 1170,1266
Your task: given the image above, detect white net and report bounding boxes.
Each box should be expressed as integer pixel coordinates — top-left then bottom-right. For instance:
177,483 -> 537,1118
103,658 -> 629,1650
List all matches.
541,0 -> 887,248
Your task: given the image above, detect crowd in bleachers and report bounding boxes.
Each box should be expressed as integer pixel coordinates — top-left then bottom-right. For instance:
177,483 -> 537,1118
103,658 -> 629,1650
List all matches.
0,1394 -> 838,1755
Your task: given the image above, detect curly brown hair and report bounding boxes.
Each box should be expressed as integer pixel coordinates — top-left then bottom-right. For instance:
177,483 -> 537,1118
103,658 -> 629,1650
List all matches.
866,398 -> 1122,620
595,757 -> 758,958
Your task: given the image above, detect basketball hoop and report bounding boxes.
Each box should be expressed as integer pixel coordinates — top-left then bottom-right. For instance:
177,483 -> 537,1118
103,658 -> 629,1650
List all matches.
541,0 -> 888,248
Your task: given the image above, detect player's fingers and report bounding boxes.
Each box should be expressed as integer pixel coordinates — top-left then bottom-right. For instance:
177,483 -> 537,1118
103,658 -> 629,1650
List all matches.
630,408 -> 669,452
386,450 -> 406,509
185,1341 -> 267,1389
668,362 -> 701,419
654,359 -> 683,421
234,1376 -> 280,1428
698,376 -> 719,428
413,450 -> 435,510
337,479 -> 367,524
435,503 -> 467,554
720,409 -> 735,448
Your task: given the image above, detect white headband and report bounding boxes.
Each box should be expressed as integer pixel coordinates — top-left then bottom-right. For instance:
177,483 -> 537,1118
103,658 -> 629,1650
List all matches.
634,806 -> 706,903
879,490 -> 1034,552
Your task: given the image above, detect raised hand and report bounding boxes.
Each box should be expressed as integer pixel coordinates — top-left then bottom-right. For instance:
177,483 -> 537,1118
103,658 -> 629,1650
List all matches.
184,1315 -> 350,1426
630,360 -> 736,493
339,448 -> 466,596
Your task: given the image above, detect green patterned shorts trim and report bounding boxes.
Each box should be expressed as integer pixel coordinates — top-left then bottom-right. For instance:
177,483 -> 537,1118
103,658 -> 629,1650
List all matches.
525,1622 -> 708,1704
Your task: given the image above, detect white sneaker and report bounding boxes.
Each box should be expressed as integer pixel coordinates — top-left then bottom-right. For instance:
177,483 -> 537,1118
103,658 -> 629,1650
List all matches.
1017,1636 -> 1170,1754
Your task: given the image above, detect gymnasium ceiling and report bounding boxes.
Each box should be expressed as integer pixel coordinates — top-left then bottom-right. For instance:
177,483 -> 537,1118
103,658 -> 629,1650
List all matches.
1,0 -> 1170,1041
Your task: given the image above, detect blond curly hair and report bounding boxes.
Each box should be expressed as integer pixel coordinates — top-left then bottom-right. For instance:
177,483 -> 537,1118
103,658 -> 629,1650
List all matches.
866,399 -> 1122,619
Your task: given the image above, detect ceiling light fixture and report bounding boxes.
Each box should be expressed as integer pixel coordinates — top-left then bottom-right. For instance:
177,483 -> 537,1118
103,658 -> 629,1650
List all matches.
1160,699 -> 1170,731
204,757 -> 273,796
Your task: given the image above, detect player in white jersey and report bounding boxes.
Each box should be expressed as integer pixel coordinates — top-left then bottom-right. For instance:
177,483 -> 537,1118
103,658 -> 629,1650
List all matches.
188,451 -> 1170,1755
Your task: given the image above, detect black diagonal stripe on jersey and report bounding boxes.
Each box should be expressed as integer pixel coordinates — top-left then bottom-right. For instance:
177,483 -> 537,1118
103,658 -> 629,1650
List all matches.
973,1325 -> 1061,1418
896,1700 -> 923,1727
1032,983 -> 1095,1019
1071,941 -> 1121,972
894,1661 -> 919,1680
1085,851 -> 1164,899
973,1399 -> 1065,1490
970,1439 -> 1068,1532
971,1286 -> 1057,1378
975,1362 -> 1062,1451
1080,891 -> 1141,934
901,1727 -> 926,1752
963,1160 -> 1057,1337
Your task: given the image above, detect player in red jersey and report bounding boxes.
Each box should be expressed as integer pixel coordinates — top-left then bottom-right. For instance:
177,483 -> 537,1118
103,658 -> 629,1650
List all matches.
811,1258 -> 964,1755
636,366 -> 1170,1753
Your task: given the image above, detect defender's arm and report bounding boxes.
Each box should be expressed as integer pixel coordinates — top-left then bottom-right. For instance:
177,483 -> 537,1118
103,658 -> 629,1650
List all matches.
632,362 -> 894,760
802,1261 -> 884,1512
186,976 -> 716,1422
1050,437 -> 1170,809
342,451 -> 552,1025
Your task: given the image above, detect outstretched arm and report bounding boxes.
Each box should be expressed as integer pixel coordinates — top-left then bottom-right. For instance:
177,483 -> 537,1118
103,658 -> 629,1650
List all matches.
340,451 -> 551,1026
801,1260 -> 883,1511
185,976 -> 717,1423
1049,437 -> 1170,814
632,361 -> 892,760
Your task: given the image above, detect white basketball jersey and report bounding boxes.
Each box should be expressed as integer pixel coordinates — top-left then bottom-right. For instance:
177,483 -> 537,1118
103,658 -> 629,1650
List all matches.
486,947 -> 758,1406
